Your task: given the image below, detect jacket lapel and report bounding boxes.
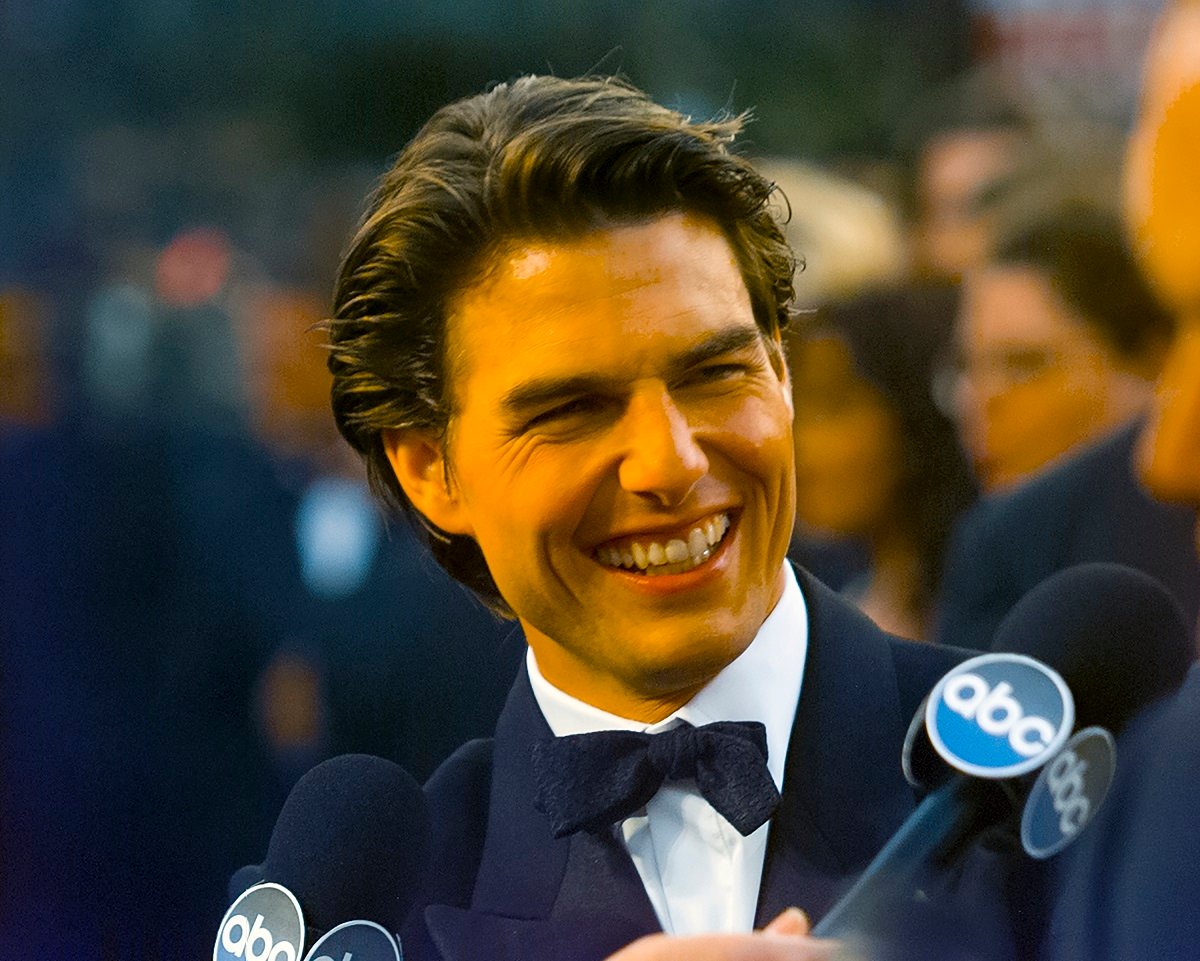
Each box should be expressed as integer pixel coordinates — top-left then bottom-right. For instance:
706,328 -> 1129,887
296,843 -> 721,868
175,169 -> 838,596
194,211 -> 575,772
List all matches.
755,569 -> 925,926
424,667 -> 660,961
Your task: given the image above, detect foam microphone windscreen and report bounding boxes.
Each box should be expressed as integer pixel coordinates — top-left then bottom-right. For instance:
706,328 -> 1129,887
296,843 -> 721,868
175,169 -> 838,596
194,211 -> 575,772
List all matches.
991,562 -> 1194,736
263,753 -> 431,934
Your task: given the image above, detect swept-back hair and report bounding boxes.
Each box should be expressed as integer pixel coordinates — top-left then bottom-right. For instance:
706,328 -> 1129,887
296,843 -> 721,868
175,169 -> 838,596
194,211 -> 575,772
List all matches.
326,74 -> 796,613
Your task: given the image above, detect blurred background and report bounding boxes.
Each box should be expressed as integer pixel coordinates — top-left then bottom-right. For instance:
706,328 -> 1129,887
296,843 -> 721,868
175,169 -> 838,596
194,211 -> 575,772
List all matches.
0,0 -> 1172,957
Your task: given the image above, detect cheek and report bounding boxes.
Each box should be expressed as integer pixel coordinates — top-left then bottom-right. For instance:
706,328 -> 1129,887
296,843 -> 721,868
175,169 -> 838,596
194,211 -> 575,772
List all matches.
1138,326 -> 1200,504
986,372 -> 1098,437
1137,89 -> 1200,310
721,394 -> 797,485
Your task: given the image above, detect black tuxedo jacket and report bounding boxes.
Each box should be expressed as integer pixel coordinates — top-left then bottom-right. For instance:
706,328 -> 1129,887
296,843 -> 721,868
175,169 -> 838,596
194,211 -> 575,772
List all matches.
934,421 -> 1200,651
401,568 -> 997,961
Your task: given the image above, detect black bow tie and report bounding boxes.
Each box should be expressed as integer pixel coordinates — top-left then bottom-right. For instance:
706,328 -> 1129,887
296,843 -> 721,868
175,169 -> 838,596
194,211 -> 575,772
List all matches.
531,720 -> 781,839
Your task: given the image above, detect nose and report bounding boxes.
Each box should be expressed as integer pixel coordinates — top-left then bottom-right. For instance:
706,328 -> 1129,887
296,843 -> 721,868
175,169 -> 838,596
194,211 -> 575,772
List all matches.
1137,324 -> 1200,505
617,387 -> 709,507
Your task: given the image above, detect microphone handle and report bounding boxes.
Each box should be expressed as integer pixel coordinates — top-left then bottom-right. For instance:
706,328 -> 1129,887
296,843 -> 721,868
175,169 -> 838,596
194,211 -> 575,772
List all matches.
812,777 -> 1009,937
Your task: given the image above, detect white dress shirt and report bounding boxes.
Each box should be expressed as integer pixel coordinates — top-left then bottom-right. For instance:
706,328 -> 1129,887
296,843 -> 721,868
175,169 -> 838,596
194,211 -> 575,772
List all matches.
527,563 -> 809,935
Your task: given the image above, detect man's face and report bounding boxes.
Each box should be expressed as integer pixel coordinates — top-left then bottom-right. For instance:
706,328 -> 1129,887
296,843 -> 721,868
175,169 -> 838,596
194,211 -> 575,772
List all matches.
1127,2 -> 1200,513
954,264 -> 1145,491
387,213 -> 796,720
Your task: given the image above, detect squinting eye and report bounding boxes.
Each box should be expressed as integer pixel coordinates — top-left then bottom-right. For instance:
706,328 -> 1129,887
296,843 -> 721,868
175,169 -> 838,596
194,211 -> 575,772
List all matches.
692,363 -> 748,383
523,397 -> 601,430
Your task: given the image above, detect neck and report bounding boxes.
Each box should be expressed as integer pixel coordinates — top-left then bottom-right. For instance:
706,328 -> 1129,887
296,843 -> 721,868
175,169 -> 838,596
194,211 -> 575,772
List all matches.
529,645 -> 716,723
860,522 -> 926,640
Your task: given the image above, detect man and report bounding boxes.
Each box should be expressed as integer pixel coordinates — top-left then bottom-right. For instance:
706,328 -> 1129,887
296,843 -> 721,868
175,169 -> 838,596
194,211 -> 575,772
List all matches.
1042,3 -> 1200,959
953,202 -> 1171,494
934,204 -> 1200,653
326,76 -> 1000,961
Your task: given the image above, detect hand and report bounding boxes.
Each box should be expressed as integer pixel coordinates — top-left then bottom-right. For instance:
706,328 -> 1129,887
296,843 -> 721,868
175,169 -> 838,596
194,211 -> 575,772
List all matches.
604,908 -> 848,961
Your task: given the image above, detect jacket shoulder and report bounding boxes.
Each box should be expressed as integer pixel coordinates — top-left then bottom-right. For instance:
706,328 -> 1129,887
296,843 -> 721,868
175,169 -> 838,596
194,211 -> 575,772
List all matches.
887,635 -> 974,718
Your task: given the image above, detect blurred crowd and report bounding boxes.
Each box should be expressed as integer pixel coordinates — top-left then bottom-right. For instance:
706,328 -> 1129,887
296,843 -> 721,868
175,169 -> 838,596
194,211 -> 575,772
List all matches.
4,0 -> 1198,957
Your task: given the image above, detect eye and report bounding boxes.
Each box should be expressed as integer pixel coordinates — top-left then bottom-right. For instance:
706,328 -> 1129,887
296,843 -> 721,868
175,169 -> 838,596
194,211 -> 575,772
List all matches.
684,361 -> 752,387
701,363 -> 746,379
522,396 -> 604,430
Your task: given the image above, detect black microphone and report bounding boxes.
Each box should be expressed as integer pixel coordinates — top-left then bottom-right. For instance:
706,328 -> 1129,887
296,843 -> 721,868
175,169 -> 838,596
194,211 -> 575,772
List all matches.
813,563 -> 1193,941
216,754 -> 430,961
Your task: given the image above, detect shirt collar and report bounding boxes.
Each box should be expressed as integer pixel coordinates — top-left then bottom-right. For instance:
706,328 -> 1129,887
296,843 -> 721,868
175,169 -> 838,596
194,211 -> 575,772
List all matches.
527,562 -> 808,790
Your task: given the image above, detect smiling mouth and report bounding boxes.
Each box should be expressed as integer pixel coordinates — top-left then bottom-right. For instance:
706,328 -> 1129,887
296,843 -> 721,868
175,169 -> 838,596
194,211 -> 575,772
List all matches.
594,512 -> 731,577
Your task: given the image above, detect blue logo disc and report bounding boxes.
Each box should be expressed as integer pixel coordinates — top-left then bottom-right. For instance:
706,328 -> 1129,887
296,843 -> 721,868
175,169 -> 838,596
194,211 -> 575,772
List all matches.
213,882 -> 305,961
305,919 -> 402,961
925,653 -> 1074,779
1021,726 -> 1116,859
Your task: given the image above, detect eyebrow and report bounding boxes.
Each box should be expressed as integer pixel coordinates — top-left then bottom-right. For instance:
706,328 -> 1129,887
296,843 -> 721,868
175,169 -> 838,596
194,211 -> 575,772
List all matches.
498,325 -> 766,417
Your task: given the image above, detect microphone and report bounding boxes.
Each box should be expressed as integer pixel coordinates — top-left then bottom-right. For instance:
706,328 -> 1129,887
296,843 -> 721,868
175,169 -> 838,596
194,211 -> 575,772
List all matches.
215,754 -> 430,961
813,563 -> 1192,941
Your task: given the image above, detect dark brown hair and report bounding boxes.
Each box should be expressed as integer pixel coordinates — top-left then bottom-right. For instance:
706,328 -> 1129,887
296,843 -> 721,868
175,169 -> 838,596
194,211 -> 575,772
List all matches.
993,201 -> 1174,360
327,74 -> 796,613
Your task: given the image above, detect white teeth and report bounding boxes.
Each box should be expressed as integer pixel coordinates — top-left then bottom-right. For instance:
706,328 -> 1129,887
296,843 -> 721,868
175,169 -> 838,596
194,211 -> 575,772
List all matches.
665,539 -> 689,563
594,512 -> 731,575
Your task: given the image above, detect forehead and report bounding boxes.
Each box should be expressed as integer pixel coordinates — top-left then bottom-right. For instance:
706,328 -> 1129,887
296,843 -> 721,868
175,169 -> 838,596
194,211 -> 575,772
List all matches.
960,265 -> 1079,337
459,213 -> 741,310
443,213 -> 757,389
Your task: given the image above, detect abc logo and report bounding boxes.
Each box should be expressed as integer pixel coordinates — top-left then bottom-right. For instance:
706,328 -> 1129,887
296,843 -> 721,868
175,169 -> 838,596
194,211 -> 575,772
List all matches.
1021,727 -> 1116,859
214,884 -> 305,961
304,919 -> 402,961
1045,748 -> 1092,834
943,676 -> 1057,758
927,653 -> 1074,779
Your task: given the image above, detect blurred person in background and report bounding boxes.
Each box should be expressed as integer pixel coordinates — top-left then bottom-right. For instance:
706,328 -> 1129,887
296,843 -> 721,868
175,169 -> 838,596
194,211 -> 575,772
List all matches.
0,235 -> 281,958
756,158 -> 908,595
910,123 -> 1027,282
953,201 -> 1172,493
788,285 -> 976,640
935,201 -> 1199,650
232,283 -> 523,787
902,78 -> 1030,283
1042,2 -> 1200,957
0,287 -> 101,950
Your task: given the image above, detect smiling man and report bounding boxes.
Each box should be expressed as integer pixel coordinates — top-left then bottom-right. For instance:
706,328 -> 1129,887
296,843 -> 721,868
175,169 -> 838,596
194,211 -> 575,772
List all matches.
326,75 -> 990,961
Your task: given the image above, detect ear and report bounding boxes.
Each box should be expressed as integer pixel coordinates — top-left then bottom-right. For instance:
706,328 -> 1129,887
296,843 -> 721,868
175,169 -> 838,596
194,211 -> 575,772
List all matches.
381,428 -> 475,537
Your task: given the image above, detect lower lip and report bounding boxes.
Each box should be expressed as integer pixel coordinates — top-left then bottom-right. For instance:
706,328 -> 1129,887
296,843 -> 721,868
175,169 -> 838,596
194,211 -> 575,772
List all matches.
595,518 -> 737,595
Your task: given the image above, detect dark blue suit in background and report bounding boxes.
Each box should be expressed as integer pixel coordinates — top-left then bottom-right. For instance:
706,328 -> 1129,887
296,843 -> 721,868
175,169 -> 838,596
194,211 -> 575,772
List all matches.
934,422 -> 1200,650
401,568 -> 1020,961
1044,664 -> 1200,961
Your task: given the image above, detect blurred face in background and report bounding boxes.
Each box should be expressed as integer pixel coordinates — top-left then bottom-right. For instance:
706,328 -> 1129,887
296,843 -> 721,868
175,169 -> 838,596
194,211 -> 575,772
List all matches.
790,332 -> 906,537
912,128 -> 1024,281
1128,0 -> 1200,513
954,263 -> 1153,491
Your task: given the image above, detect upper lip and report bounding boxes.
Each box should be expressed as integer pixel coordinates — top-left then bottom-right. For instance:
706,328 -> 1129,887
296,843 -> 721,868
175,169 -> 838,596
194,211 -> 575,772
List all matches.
584,507 -> 737,551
